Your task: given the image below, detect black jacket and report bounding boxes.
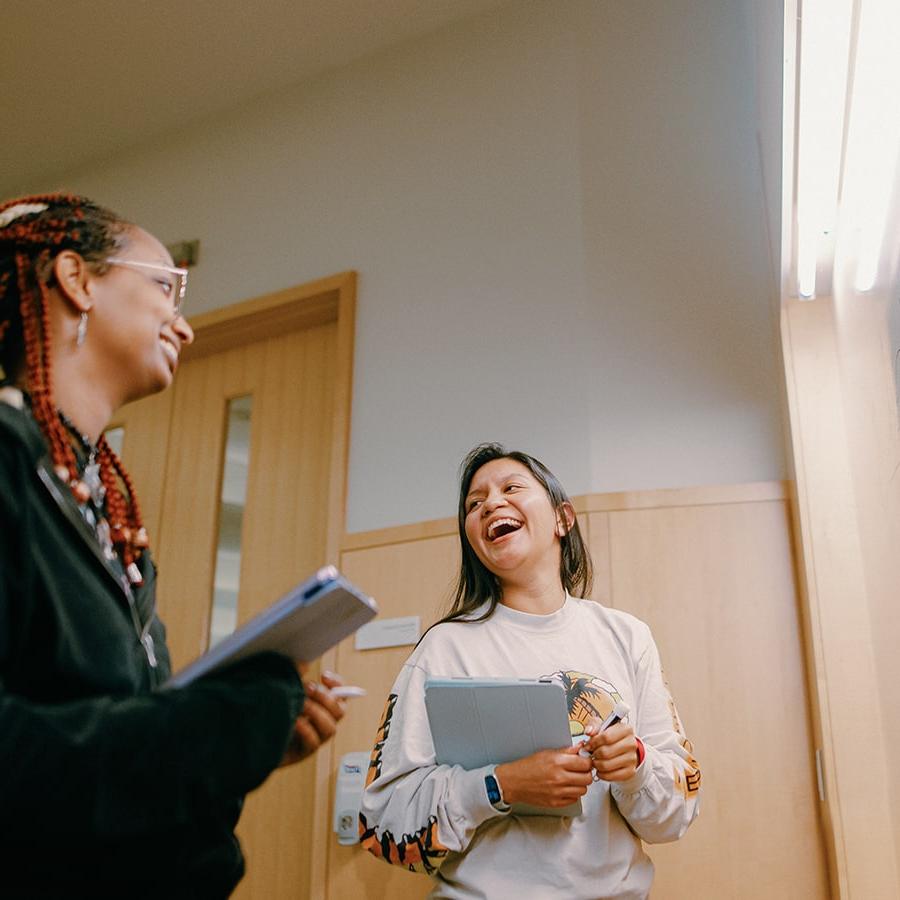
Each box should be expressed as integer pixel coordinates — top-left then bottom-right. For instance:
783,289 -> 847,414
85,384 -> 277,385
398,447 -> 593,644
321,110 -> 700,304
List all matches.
0,394 -> 304,899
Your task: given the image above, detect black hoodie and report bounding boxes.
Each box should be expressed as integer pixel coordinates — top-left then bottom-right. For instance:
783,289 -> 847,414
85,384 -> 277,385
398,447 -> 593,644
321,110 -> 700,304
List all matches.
0,393 -> 304,899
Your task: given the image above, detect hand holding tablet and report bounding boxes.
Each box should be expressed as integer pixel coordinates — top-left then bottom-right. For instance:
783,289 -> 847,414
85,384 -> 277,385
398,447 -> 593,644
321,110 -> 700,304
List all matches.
164,566 -> 377,689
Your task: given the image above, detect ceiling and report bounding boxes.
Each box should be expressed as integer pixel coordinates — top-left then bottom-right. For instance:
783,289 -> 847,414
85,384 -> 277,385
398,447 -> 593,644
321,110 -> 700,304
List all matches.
1,0 -> 507,197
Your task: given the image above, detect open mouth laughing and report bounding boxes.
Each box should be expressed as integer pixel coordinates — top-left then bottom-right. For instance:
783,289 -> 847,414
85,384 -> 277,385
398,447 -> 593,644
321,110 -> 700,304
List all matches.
486,517 -> 523,542
159,334 -> 180,369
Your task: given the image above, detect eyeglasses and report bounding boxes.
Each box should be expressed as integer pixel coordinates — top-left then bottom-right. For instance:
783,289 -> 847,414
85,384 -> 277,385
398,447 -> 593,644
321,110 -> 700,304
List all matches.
105,257 -> 188,318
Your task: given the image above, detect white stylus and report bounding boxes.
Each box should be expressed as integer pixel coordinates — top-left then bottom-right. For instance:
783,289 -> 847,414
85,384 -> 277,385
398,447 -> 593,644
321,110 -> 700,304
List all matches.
330,685 -> 367,698
599,700 -> 630,731
578,701 -> 631,757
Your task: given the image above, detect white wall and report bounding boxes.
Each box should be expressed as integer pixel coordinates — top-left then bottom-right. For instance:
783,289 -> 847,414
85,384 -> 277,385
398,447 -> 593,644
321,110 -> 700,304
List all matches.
33,0 -> 786,531
575,0 -> 783,493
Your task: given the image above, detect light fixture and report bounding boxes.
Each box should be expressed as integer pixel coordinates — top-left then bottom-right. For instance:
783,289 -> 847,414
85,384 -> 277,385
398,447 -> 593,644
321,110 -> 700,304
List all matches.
837,0 -> 900,293
793,0 -> 854,300
792,0 -> 900,300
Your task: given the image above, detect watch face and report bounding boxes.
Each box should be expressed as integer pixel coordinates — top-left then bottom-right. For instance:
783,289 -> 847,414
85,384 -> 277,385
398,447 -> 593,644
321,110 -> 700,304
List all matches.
485,774 -> 502,804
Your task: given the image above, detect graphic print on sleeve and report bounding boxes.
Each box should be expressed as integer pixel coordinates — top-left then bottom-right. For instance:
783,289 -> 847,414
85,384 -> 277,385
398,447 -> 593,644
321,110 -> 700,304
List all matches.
366,693 -> 397,786
359,812 -> 448,875
661,669 -> 701,797
359,691 -> 450,874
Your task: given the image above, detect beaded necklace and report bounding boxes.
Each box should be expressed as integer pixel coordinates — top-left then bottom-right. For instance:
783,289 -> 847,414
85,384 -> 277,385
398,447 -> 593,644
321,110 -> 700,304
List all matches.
57,409 -> 117,564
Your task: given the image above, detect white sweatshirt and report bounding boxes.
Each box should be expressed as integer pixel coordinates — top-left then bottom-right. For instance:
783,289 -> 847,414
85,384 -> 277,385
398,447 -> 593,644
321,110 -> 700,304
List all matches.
359,596 -> 701,900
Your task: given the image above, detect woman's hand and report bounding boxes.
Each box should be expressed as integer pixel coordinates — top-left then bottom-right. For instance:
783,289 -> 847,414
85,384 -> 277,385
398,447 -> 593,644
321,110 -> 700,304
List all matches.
495,745 -> 593,808
583,719 -> 639,782
279,669 -> 347,767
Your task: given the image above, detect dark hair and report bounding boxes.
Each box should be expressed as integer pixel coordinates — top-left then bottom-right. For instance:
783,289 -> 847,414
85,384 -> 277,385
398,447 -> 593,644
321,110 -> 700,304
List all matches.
435,442 -> 592,628
0,193 -> 149,575
0,195 -> 128,375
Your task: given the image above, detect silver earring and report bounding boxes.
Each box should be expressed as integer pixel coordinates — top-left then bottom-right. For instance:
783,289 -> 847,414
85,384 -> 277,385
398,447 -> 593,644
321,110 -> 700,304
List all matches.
76,312 -> 88,347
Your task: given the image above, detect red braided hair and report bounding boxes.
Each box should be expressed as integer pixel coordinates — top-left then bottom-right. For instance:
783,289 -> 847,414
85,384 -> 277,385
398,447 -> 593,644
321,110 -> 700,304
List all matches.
0,193 -> 149,573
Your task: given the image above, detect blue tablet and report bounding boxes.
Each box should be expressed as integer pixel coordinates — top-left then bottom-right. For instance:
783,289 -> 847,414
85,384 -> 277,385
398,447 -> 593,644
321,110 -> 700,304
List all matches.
164,565 -> 377,688
424,677 -> 582,817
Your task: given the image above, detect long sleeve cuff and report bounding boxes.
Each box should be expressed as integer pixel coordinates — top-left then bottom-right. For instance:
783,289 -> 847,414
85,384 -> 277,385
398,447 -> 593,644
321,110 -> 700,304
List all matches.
454,764 -> 509,826
609,748 -> 654,798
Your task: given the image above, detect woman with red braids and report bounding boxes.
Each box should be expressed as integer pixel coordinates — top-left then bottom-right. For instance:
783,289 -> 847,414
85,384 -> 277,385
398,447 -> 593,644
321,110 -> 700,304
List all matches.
0,194 -> 344,899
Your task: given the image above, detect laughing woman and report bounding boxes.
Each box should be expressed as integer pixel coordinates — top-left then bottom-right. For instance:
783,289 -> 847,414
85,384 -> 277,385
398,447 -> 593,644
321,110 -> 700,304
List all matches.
360,443 -> 701,900
0,194 -> 344,899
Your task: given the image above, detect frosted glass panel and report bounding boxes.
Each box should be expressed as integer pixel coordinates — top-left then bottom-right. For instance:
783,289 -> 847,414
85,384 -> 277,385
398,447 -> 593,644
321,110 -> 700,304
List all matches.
104,426 -> 124,456
209,395 -> 252,647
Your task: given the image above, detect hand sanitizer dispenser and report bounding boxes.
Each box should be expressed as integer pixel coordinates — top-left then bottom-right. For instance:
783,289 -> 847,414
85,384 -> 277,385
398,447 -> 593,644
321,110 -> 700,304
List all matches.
334,751 -> 370,845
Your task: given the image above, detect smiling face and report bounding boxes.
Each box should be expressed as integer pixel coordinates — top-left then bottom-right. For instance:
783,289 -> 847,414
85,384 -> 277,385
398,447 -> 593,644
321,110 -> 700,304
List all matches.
463,457 -> 567,587
86,226 -> 194,404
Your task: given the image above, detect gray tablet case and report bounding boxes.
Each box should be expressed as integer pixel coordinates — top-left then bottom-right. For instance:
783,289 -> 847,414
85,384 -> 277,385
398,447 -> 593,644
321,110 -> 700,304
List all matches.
164,565 -> 377,688
424,677 -> 582,817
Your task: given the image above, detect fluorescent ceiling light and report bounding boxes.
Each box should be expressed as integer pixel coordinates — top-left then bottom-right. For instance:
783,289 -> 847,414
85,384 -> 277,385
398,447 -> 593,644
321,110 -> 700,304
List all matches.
794,0 -> 854,300
838,0 -> 900,293
792,0 -> 900,300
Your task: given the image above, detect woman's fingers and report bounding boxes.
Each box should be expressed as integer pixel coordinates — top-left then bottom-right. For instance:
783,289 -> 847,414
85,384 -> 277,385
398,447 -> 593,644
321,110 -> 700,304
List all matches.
497,747 -> 595,806
293,715 -> 322,751
320,670 -> 344,689
305,680 -> 346,720
278,716 -> 322,766
559,745 -> 593,772
591,738 -> 635,763
302,697 -> 340,741
583,721 -> 633,754
585,722 -> 640,782
279,680 -> 348,768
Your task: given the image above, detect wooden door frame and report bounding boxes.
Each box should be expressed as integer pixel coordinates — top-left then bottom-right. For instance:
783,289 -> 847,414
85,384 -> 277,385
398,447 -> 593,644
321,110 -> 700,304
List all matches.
183,271 -> 357,899
781,294 -> 900,898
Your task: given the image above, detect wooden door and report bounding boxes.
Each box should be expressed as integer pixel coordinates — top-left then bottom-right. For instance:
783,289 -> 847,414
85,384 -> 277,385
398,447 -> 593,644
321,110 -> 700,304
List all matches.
110,274 -> 355,900
104,388 -> 174,546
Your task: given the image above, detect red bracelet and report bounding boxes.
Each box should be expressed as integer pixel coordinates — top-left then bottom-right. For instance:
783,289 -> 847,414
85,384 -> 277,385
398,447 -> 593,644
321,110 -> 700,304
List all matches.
635,737 -> 646,767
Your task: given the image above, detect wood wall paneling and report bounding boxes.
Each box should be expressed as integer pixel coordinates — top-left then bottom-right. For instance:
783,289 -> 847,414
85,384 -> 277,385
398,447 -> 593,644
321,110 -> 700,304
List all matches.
326,483 -> 829,900
106,388 -> 175,548
605,500 -> 827,899
328,535 -> 460,900
585,511 -> 611,605
781,296 -> 900,898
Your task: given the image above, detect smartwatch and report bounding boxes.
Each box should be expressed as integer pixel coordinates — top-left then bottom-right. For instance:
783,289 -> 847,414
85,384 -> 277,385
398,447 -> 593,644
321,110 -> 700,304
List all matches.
484,767 -> 511,812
